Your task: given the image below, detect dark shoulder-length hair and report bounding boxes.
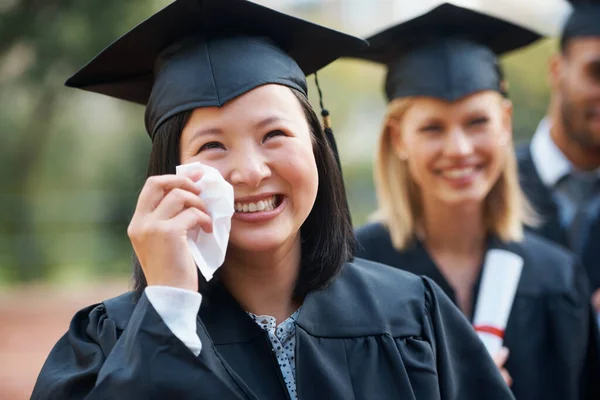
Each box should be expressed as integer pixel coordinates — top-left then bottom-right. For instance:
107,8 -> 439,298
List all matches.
132,88 -> 355,299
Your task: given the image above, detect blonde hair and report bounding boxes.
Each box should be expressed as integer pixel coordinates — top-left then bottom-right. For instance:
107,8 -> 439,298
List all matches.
371,97 -> 537,250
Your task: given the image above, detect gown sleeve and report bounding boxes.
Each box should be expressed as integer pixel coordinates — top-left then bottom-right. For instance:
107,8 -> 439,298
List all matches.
30,292 -> 251,400
549,261 -> 600,399
421,277 -> 515,400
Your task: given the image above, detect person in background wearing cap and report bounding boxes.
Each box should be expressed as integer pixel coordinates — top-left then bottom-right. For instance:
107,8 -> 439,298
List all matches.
30,1 -> 514,399
517,0 -> 600,319
353,3 -> 600,399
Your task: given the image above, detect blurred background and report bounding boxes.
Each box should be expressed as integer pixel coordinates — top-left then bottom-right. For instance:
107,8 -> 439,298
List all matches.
0,0 -> 571,398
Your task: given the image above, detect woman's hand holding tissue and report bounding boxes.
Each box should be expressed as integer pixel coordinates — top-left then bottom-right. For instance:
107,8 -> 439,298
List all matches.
127,170 -> 213,292
492,347 -> 512,388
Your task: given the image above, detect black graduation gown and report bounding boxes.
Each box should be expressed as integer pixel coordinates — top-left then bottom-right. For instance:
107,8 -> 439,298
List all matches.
517,144 -> 600,291
31,259 -> 514,399
356,222 -> 600,400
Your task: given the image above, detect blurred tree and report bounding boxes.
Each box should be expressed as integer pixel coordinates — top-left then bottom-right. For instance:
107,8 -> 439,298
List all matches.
504,39 -> 555,144
0,0 -> 158,282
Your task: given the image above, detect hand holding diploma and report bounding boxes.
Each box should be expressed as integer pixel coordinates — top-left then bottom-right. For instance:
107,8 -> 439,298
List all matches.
473,249 -> 523,387
492,347 -> 512,387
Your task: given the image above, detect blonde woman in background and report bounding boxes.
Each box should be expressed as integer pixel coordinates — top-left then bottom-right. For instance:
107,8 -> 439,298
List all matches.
353,4 -> 600,400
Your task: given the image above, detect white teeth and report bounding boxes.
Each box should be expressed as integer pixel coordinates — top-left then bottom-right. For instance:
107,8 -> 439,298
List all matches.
443,167 -> 475,179
235,195 -> 279,213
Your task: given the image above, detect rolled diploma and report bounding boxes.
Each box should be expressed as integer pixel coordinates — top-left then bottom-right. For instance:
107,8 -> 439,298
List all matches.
472,249 -> 524,357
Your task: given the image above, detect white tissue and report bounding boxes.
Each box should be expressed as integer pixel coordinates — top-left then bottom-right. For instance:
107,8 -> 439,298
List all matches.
472,249 -> 524,357
175,162 -> 234,281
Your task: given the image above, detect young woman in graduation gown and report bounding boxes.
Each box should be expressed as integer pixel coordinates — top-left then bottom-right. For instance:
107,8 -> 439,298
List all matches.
31,0 -> 513,399
353,3 -> 600,400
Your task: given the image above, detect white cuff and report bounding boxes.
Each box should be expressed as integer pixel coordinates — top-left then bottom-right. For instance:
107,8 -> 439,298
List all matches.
145,286 -> 203,356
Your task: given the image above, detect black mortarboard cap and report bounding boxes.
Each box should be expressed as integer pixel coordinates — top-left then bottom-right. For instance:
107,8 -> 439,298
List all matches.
561,1 -> 600,46
65,0 -> 367,141
351,3 -> 542,102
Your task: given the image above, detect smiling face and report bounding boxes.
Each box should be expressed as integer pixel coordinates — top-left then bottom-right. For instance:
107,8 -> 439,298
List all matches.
179,84 -> 319,254
552,38 -> 600,148
391,91 -> 512,209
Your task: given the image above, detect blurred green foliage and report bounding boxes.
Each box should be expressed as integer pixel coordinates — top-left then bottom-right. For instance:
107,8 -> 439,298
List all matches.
0,1 -> 555,285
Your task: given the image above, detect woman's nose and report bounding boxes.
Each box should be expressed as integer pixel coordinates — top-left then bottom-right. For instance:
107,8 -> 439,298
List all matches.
228,149 -> 271,188
443,129 -> 473,156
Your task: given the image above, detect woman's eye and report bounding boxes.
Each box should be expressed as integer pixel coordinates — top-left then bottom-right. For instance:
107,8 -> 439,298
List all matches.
468,117 -> 489,127
419,125 -> 442,133
263,129 -> 286,142
198,141 -> 225,152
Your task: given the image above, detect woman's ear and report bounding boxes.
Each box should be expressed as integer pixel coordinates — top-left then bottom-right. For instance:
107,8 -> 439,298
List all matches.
388,118 -> 408,160
499,98 -> 513,146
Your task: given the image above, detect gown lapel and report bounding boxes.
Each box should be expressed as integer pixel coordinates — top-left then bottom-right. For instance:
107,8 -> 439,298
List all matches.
199,282 -> 291,400
394,237 -> 522,329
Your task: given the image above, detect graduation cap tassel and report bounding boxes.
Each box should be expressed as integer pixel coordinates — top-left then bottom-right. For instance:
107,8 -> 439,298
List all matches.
314,72 -> 342,173
314,72 -> 353,229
